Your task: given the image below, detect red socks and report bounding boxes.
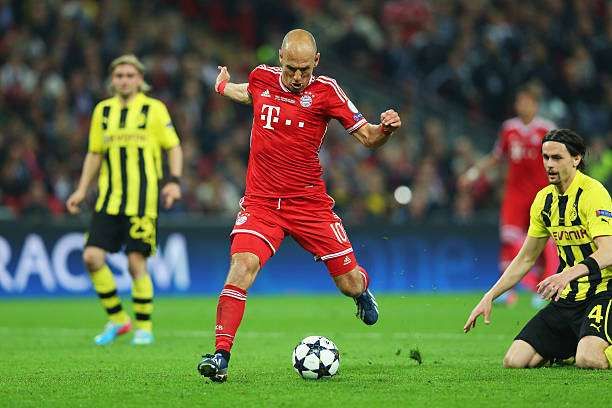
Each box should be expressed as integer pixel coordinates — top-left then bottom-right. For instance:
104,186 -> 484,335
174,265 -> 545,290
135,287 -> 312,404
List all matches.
215,284 -> 247,352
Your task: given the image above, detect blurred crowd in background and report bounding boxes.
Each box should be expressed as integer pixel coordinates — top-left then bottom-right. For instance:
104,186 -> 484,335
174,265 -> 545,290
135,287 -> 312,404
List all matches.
1,0 -> 611,225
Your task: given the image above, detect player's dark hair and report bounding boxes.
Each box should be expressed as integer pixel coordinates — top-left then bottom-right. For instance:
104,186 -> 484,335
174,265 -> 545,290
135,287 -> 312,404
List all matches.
542,129 -> 586,170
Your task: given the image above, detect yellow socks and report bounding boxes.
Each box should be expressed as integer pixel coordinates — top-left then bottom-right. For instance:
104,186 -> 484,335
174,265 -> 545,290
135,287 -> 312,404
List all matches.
132,274 -> 154,332
91,265 -> 129,324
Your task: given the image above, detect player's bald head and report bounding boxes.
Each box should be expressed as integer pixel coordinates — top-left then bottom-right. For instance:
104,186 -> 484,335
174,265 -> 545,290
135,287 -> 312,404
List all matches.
280,29 -> 317,59
278,29 -> 320,93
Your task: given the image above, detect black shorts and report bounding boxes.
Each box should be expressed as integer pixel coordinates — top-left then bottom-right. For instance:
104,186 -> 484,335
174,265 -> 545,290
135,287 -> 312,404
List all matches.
515,294 -> 612,360
85,212 -> 157,257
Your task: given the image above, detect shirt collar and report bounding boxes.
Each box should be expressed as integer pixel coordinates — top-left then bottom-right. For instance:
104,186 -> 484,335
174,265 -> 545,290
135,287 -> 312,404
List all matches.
558,170 -> 583,196
115,92 -> 144,107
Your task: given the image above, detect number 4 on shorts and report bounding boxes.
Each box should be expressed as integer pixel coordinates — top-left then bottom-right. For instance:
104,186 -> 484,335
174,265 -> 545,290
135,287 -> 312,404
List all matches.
588,304 -> 603,324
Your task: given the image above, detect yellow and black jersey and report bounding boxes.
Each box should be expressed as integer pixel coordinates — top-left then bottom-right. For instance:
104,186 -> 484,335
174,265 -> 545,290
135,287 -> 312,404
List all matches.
528,171 -> 612,304
88,92 -> 179,219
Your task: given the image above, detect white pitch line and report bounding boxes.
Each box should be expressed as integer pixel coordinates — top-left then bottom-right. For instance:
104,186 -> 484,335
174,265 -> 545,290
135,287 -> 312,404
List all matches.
0,326 -> 507,340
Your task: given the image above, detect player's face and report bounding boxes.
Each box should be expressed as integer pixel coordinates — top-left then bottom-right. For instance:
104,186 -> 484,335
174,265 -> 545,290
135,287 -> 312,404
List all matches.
111,64 -> 143,98
279,50 -> 320,93
542,141 -> 580,186
515,92 -> 538,121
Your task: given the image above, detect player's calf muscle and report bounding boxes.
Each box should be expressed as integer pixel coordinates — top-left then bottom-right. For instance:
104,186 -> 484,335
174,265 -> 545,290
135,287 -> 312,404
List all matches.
333,267 -> 363,297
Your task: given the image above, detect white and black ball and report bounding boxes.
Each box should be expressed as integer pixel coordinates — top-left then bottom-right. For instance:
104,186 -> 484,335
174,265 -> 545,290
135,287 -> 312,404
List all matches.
292,335 -> 340,379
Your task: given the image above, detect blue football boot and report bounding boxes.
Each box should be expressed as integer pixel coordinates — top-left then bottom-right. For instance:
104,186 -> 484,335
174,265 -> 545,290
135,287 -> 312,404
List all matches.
197,353 -> 228,383
94,320 -> 132,346
354,289 -> 379,325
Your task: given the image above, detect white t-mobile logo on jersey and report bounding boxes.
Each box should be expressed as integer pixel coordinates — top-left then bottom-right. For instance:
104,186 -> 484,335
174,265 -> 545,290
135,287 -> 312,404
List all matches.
260,104 -> 280,130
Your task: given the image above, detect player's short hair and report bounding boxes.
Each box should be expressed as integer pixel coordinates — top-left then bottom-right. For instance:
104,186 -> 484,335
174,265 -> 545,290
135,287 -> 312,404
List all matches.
107,54 -> 151,94
542,128 -> 587,170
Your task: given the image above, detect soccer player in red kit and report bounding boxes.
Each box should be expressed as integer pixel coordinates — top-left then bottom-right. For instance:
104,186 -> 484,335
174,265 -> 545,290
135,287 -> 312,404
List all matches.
460,86 -> 558,306
197,29 -> 401,382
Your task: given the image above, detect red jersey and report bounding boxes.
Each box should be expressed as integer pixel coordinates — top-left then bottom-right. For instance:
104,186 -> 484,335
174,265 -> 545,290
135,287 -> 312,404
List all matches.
493,116 -> 556,201
245,65 -> 368,198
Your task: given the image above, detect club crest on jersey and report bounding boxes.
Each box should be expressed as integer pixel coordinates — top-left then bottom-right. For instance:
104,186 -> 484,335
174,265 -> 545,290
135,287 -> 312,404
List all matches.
235,212 -> 249,226
569,207 -> 578,222
596,210 -> 612,218
300,93 -> 314,107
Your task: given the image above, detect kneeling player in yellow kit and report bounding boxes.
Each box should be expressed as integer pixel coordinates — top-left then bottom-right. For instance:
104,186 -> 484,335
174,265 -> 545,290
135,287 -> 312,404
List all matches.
465,129 -> 612,369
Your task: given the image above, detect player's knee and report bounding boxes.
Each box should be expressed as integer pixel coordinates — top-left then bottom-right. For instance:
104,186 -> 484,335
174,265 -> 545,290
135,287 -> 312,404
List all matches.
503,350 -> 531,368
83,248 -> 105,272
575,353 -> 608,369
127,254 -> 147,279
502,355 -> 526,368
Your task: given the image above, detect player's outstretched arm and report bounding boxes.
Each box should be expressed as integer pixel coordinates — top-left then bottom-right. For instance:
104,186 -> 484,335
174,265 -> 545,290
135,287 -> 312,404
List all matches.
463,236 -> 548,332
215,66 -> 252,105
538,235 -> 612,301
351,109 -> 401,149
66,152 -> 103,214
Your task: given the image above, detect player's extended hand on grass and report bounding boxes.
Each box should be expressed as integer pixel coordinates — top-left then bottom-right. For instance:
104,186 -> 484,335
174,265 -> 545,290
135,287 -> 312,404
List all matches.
215,66 -> 231,93
463,294 -> 493,333
66,189 -> 86,214
380,109 -> 401,134
537,271 -> 571,302
161,182 -> 181,209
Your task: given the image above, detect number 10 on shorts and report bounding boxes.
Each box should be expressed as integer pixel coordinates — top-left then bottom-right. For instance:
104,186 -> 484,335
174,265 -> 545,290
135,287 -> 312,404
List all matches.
330,222 -> 348,243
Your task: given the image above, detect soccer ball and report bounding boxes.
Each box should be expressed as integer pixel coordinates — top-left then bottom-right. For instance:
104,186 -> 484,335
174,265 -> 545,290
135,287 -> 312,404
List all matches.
292,335 -> 340,379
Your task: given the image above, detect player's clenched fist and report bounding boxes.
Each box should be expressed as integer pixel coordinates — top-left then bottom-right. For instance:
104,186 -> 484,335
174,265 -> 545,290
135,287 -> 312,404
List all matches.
380,109 -> 401,134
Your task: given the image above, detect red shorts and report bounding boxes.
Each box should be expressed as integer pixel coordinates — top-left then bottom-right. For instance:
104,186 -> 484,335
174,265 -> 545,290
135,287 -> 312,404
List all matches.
229,195 -> 356,276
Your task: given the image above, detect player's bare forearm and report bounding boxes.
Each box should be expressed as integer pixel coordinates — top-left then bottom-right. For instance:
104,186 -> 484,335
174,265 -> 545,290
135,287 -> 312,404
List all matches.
76,152 -> 103,193
352,110 -> 401,149
538,235 -> 612,300
215,66 -> 252,105
486,236 -> 548,300
550,236 -> 612,283
588,236 -> 612,270
166,145 -> 183,178
352,124 -> 391,148
223,82 -> 252,105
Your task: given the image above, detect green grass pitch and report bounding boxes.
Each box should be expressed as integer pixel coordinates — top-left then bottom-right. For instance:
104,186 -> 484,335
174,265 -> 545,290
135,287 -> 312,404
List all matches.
0,294 -> 608,407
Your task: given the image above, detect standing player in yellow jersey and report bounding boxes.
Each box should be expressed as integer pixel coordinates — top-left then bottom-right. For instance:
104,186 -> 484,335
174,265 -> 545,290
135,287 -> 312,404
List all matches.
464,129 -> 612,369
66,55 -> 183,346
